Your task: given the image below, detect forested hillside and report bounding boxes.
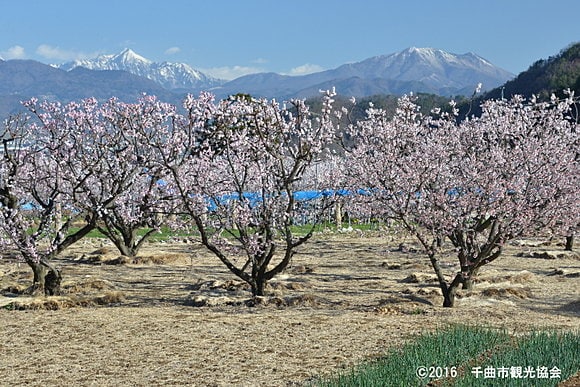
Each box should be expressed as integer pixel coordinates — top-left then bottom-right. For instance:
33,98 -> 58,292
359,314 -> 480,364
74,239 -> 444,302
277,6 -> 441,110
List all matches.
458,42 -> 580,118
487,42 -> 580,100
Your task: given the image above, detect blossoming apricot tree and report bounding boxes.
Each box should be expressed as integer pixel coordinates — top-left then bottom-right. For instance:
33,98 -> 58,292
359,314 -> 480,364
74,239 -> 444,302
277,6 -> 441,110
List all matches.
343,92 -> 579,307
0,111 -> 98,295
154,91 -> 340,296
0,96 -> 180,294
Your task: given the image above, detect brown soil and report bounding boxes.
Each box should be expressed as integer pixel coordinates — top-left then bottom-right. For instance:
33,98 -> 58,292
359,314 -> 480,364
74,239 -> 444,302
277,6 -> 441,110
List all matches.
0,233 -> 578,386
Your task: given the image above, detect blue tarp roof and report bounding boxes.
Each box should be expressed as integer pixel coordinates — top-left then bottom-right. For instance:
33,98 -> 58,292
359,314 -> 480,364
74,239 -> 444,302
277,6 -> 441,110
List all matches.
206,189 -> 352,211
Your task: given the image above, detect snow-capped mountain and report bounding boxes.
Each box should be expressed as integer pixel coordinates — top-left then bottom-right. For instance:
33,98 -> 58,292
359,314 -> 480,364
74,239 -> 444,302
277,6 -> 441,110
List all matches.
0,58 -> 182,118
333,47 -> 514,92
215,47 -> 514,99
57,48 -> 224,91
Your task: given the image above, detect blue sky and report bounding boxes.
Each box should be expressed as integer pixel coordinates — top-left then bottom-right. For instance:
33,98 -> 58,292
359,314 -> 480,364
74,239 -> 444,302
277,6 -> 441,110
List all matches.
0,0 -> 578,79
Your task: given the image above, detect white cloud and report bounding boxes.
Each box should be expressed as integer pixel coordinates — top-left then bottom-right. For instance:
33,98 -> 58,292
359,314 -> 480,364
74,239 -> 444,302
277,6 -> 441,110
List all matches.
201,62 -> 324,80
201,65 -> 264,80
165,46 -> 181,55
36,44 -> 75,61
251,57 -> 268,64
1,45 -> 26,59
35,44 -> 98,62
286,63 -> 324,76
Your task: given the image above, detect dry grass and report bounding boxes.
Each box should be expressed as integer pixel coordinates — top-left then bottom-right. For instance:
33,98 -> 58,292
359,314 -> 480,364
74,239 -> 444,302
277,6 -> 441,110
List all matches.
1,234 -> 579,386
5,291 -> 124,310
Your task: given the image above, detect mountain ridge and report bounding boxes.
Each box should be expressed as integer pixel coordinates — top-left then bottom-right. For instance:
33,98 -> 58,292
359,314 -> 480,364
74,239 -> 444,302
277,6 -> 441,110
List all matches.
54,47 -> 513,100
57,48 -> 224,92
0,46 -> 537,119
0,59 -> 182,117
212,47 -> 514,99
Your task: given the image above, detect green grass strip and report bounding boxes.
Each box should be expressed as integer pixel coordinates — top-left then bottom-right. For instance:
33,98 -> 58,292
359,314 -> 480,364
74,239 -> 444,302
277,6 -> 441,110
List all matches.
318,325 -> 511,387
452,330 -> 580,387
66,226 -> 191,241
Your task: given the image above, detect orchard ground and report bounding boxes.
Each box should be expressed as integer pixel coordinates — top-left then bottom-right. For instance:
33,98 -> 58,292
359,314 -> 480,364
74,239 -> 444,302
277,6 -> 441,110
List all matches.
1,230 -> 579,386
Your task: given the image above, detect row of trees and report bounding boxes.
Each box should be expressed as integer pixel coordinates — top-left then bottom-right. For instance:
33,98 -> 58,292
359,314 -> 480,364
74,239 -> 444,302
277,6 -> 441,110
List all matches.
0,91 -> 339,297
1,89 -> 577,306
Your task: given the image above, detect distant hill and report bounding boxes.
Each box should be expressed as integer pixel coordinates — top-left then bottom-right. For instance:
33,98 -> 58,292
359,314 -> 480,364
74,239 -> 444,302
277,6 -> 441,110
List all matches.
484,42 -> 579,100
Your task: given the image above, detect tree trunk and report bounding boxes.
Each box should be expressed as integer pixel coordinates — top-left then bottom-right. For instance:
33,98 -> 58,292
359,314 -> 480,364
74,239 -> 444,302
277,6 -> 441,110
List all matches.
415,231 -> 463,308
442,287 -> 457,307
461,267 -> 479,290
28,261 -> 47,295
99,225 -> 138,257
565,235 -> 574,251
27,260 -> 62,296
442,274 -> 463,307
335,202 -> 342,228
251,277 -> 266,297
113,239 -> 137,258
423,247 -> 458,307
462,277 -> 474,291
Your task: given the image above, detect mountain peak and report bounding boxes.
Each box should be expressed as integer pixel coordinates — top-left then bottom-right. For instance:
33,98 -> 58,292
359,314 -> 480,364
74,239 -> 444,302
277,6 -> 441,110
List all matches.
369,47 -> 514,88
406,46 -> 436,54
114,48 -> 151,65
56,49 -> 224,91
399,47 -> 461,63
